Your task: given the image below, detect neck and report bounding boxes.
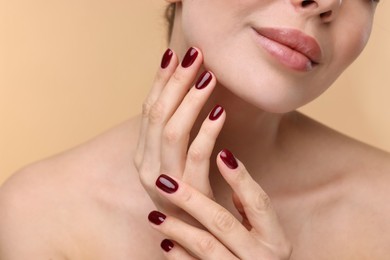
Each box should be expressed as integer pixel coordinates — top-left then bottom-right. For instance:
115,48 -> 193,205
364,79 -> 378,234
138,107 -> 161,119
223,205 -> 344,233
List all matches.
193,83 -> 284,160
188,82 -> 293,213
190,80 -> 289,186
169,18 -> 298,197
169,12 -> 286,177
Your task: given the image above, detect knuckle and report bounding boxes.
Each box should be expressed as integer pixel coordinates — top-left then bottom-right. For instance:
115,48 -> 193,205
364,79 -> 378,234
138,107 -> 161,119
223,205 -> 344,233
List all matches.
163,125 -> 181,145
213,208 -> 236,232
142,99 -> 153,118
187,146 -> 204,163
171,70 -> 185,84
149,101 -> 165,124
196,234 -> 217,254
254,191 -> 273,213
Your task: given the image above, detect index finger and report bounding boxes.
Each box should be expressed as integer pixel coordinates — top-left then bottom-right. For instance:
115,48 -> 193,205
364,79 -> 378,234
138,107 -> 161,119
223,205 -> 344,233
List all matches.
217,149 -> 292,255
134,48 -> 178,168
154,174 -> 265,259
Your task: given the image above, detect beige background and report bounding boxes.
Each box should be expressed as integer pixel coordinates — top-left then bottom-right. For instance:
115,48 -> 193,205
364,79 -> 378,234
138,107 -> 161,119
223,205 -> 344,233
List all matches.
1,0 -> 389,185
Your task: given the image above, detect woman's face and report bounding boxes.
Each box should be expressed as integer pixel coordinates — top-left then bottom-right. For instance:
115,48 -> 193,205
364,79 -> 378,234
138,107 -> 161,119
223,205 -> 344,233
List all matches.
173,0 -> 378,113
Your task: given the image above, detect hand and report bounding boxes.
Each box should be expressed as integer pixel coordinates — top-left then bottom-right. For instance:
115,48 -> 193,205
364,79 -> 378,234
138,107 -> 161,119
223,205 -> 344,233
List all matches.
134,47 -> 225,224
148,149 -> 293,259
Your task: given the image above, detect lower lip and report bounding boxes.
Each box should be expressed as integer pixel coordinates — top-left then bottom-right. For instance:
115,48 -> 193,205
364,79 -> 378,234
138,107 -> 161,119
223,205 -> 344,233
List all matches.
252,29 -> 314,72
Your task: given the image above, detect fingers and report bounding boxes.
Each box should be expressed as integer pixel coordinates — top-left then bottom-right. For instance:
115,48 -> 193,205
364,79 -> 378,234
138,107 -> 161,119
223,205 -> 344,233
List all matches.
148,47 -> 203,126
183,105 -> 225,195
151,164 -> 292,259
160,239 -> 197,260
140,47 -> 204,185
160,70 -> 217,177
140,46 -> 223,198
134,48 -> 178,170
148,211 -> 238,260
153,174 -> 261,259
217,149 -> 292,255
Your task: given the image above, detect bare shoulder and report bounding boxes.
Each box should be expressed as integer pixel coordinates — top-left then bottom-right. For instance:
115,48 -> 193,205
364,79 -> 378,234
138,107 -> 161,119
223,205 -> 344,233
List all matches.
297,110 -> 390,207
336,149 -> 390,258
290,112 -> 390,258
346,143 -> 390,255
0,116 -> 163,259
325,152 -> 390,258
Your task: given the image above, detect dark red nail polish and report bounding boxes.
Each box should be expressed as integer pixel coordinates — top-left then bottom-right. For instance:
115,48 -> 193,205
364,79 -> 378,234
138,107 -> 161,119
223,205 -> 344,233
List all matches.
148,210 -> 166,225
220,149 -> 238,169
209,105 -> 224,121
181,47 -> 198,68
161,48 -> 173,69
161,239 -> 174,252
195,71 -> 212,89
156,174 -> 179,193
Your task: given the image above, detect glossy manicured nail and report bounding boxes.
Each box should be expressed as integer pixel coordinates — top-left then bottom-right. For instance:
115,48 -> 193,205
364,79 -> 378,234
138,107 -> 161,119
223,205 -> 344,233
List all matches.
181,47 -> 198,68
161,48 -> 173,69
220,149 -> 238,169
156,174 -> 179,193
148,210 -> 166,225
161,239 -> 174,252
209,105 -> 224,121
195,71 -> 212,89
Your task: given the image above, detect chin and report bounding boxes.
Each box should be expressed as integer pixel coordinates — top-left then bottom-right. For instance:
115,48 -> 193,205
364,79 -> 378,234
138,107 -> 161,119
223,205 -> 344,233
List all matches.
214,66 -> 316,114
201,41 -> 335,114
242,90 -> 304,114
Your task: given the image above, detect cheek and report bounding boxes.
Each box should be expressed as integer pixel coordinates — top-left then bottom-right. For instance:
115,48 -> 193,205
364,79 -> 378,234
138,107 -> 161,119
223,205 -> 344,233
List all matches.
180,0 -> 258,48
334,14 -> 373,70
180,3 -> 239,47
304,22 -> 373,105
341,29 -> 371,66
312,15 -> 374,99
178,1 -> 375,113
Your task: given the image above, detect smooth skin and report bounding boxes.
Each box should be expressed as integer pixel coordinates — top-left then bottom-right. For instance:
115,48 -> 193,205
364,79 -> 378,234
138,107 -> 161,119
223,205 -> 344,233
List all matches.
1,0 -> 390,259
138,47 -> 291,258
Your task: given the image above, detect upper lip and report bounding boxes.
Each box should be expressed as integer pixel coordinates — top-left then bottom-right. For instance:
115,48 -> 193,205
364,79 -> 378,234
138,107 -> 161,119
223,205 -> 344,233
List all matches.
253,27 -> 323,65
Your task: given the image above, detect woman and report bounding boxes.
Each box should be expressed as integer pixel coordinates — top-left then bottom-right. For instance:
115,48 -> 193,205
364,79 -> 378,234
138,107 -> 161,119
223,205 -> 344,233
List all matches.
0,0 -> 388,259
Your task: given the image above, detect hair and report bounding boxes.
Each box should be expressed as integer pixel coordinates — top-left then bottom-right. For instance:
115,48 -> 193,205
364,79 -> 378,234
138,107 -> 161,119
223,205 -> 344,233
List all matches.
165,3 -> 176,43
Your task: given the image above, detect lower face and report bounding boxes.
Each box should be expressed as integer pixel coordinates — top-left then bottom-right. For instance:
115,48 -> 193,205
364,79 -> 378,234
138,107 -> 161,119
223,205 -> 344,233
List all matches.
176,0 -> 377,113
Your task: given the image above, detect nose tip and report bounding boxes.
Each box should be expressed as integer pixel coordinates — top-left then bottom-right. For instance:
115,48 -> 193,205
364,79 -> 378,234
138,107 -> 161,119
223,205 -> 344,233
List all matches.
292,0 -> 343,23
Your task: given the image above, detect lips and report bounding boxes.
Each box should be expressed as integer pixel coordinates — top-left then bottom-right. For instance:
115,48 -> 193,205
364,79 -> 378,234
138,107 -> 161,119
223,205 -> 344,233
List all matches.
252,27 -> 323,71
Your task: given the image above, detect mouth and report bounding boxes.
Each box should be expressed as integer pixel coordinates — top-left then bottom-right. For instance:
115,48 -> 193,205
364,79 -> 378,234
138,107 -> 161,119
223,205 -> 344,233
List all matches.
252,27 -> 323,71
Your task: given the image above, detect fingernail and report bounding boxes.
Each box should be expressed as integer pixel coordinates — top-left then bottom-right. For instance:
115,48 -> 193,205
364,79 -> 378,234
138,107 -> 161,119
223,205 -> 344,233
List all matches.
181,47 -> 198,68
156,174 -> 179,193
220,149 -> 238,169
195,71 -> 212,89
209,105 -> 224,121
161,239 -> 174,252
148,210 -> 166,225
161,48 -> 173,69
